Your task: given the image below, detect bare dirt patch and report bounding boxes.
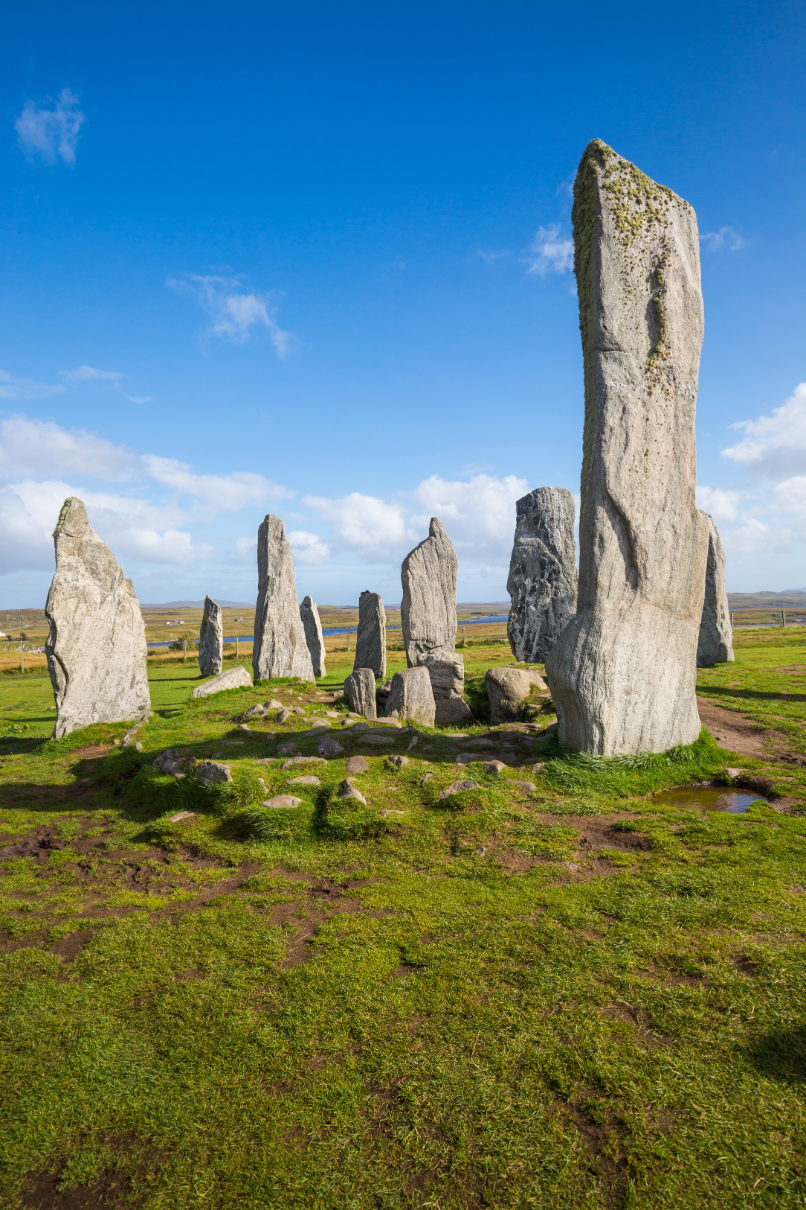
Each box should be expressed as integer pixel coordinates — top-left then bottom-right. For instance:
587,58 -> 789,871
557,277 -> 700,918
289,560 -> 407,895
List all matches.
696,697 -> 795,761
19,1133 -> 155,1210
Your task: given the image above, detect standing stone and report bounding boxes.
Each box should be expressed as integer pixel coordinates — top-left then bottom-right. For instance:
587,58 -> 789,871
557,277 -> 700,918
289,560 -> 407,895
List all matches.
401,518 -> 457,666
198,595 -> 223,677
697,512 -> 734,666
300,595 -> 326,677
507,488 -> 578,662
385,666 -> 436,727
545,140 -> 709,755
353,591 -> 386,679
253,515 -> 314,683
344,668 -> 377,720
45,497 -> 150,739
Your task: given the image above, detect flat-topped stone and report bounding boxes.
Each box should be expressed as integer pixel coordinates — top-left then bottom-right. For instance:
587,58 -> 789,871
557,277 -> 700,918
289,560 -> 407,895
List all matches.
191,665 -> 253,698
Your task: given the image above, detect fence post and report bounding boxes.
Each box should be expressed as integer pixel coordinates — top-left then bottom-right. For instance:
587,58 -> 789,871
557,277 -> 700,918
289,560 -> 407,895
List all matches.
236,636 -> 240,658
462,625 -> 466,645
347,634 -> 351,653
782,610 -> 786,628
20,644 -> 24,673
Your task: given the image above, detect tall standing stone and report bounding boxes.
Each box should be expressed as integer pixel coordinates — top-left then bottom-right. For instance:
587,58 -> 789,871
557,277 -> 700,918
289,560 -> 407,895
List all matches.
545,140 -> 709,755
401,518 -> 457,666
507,487 -> 578,662
253,515 -> 314,683
45,497 -> 150,738
198,595 -> 223,677
353,591 -> 386,679
697,512 -> 734,666
300,595 -> 326,677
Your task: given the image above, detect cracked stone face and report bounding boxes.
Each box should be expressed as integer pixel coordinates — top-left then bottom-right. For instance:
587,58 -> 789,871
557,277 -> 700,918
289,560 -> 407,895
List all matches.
199,595 -> 224,677
506,487 -> 577,663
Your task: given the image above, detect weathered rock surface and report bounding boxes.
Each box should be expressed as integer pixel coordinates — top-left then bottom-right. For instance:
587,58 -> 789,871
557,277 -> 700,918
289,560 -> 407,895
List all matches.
545,139 -> 709,755
340,779 -> 367,804
344,668 -> 377,720
385,667 -> 436,727
401,518 -> 458,666
353,591 -> 386,678
438,780 -> 478,801
264,795 -> 303,809
434,698 -> 474,725
45,497 -> 151,738
697,512 -> 734,667
253,514 -> 314,683
195,761 -> 233,786
300,595 -> 326,677
507,488 -> 578,662
317,735 -> 344,758
485,667 -> 547,725
420,653 -> 464,699
345,755 -> 370,775
198,596 -> 224,677
190,665 -> 252,698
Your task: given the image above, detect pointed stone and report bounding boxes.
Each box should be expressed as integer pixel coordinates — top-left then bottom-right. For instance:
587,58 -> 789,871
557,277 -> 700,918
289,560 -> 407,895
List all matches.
300,595 -> 326,677
545,140 -> 709,755
253,514 -> 314,682
507,488 -> 578,661
198,595 -> 223,677
697,512 -> 734,666
45,498 -> 151,739
353,591 -> 386,678
401,518 -> 458,666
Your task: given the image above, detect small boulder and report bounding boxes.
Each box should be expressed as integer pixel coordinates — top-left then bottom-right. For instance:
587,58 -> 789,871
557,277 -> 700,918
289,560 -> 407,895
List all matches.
263,795 -> 303,809
510,780 -> 537,793
364,736 -> 394,746
281,756 -> 327,770
345,755 -> 370,775
195,761 -> 233,786
277,708 -> 293,723
277,743 -> 301,755
244,704 -> 265,719
344,668 -> 378,720
288,775 -> 321,786
265,699 -> 284,710
190,665 -> 253,699
434,698 -> 474,725
419,772 -> 433,786
483,760 -> 507,775
385,667 -> 436,727
455,754 -> 477,765
167,811 -> 198,824
485,667 -> 547,725
318,736 -> 344,758
386,755 -> 409,769
339,778 -> 367,804
438,780 -> 479,801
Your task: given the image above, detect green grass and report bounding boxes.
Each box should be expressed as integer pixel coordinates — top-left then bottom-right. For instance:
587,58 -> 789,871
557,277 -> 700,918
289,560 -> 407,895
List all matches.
0,638 -> 805,1207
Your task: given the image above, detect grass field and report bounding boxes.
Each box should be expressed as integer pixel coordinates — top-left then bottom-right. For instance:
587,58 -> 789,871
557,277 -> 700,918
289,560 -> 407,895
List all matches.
1,628 -> 805,1208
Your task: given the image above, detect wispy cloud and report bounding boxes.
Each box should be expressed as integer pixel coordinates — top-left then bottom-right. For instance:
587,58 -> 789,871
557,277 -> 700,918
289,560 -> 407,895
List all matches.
60,365 -> 153,403
700,226 -> 746,253
0,415 -> 135,480
167,273 -> 297,355
15,88 -> 85,165
523,224 -> 573,276
142,456 -> 293,512
723,383 -> 806,481
475,250 -> 511,265
0,369 -> 64,400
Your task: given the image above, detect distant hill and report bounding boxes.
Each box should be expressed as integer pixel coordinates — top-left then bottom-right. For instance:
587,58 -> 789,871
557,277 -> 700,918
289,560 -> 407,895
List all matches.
728,591 -> 806,609
141,600 -> 253,609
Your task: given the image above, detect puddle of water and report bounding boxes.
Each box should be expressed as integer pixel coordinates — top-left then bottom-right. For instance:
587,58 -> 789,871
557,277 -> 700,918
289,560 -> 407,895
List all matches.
652,786 -> 769,814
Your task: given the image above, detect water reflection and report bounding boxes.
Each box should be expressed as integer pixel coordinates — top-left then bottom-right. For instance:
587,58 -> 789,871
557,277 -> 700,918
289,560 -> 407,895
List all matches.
652,786 -> 768,814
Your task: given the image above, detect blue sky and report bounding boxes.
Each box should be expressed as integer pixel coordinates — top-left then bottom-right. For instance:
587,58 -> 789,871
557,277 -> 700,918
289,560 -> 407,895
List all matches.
1,0 -> 805,607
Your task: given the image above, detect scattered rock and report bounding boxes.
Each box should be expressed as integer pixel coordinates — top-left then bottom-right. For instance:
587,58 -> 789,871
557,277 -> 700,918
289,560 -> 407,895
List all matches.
387,754 -> 409,769
263,795 -> 303,809
354,590 -> 387,678
401,517 -> 458,665
168,811 -> 198,824
419,772 -> 433,786
725,766 -> 744,778
277,708 -> 293,723
244,703 -> 265,719
252,514 -> 315,682
385,667 -> 436,727
277,744 -> 301,756
238,723 -> 252,732
199,595 -> 224,677
195,760 -> 233,786
308,717 -> 331,727
509,780 -> 537,792
122,721 -> 142,748
325,711 -> 339,718
379,809 -> 405,818
438,780 -> 479,801
545,140 -> 707,755
697,513 -> 735,666
345,755 -> 370,775
265,698 -> 284,710
281,756 -> 327,770
191,665 -> 253,699
455,753 -> 477,765
340,778 -> 367,804
344,667 -> 378,720
45,496 -> 151,738
288,775 -> 321,786
483,760 -> 507,774
531,762 -> 546,774
300,594 -> 327,678
507,487 -> 578,661
317,735 -> 344,758
434,697 -> 474,724
407,737 -> 419,751
485,667 -> 547,725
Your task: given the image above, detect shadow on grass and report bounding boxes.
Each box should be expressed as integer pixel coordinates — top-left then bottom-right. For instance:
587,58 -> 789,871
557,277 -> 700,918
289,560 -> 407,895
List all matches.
704,686 -> 806,704
747,1026 -> 806,1085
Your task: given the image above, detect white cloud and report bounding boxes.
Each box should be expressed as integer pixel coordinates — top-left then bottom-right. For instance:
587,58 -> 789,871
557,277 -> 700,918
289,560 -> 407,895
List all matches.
476,249 -> 511,264
15,88 -> 85,165
700,227 -> 746,253
723,383 -> 806,481
0,415 -> 135,481
303,492 -> 411,560
410,473 -> 528,555
142,456 -> 292,511
0,369 -> 64,400
60,365 -> 123,384
167,274 -> 296,355
524,225 -> 573,276
695,485 -> 742,527
288,530 -> 330,565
